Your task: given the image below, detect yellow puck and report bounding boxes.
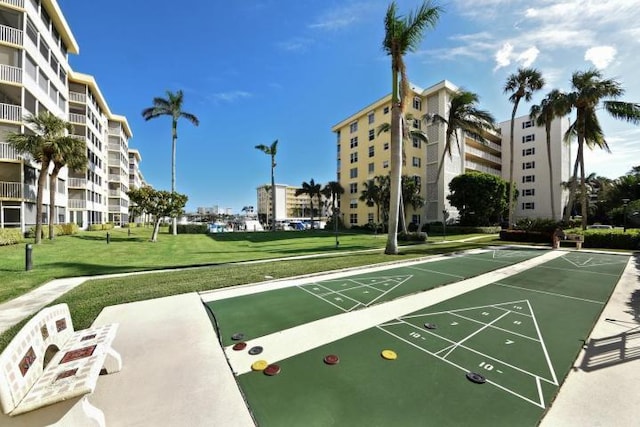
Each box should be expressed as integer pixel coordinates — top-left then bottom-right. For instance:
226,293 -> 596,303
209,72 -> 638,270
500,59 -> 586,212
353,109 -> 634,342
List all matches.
381,349 -> 397,360
251,360 -> 269,371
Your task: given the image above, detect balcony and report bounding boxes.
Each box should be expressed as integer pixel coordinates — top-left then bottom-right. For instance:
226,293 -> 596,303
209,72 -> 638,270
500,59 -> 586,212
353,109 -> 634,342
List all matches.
0,142 -> 22,160
465,160 -> 501,176
69,113 -> 86,124
68,199 -> 86,209
0,0 -> 25,9
0,102 -> 21,122
465,146 -> 502,166
69,91 -> 86,104
0,64 -> 21,85
0,180 -> 20,198
0,24 -> 22,46
109,189 -> 119,197
108,174 -> 122,182
68,178 -> 87,188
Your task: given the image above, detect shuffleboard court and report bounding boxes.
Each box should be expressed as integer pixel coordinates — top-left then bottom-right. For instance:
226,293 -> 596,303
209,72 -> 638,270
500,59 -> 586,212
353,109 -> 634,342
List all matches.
206,248 -> 545,346
232,251 -> 630,426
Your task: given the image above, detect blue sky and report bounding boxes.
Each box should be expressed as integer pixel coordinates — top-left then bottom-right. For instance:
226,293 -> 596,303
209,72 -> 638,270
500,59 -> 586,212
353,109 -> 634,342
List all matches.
58,0 -> 640,212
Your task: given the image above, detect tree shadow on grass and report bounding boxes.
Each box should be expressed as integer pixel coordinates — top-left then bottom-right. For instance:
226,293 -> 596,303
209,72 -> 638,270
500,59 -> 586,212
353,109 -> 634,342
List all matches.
69,235 -> 147,243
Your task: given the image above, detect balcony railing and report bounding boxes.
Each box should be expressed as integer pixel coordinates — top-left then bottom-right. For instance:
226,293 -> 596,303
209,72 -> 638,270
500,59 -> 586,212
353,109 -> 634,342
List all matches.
69,91 -> 86,103
0,181 -> 21,198
0,0 -> 25,8
108,174 -> 122,182
0,103 -> 21,122
108,190 -> 119,197
465,160 -> 501,176
68,113 -> 86,124
465,146 -> 502,165
0,64 -> 22,84
68,178 -> 87,188
68,199 -> 86,209
0,142 -> 22,160
0,24 -> 22,46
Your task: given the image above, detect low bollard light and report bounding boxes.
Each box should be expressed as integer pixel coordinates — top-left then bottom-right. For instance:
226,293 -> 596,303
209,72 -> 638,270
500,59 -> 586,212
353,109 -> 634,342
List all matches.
106,232 -> 110,244
25,244 -> 33,271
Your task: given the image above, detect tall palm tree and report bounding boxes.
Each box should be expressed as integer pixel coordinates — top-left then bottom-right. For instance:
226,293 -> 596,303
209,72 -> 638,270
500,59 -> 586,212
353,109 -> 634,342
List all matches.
255,140 -> 278,231
295,179 -> 322,229
382,0 -> 441,254
360,178 -> 382,225
504,67 -> 545,228
401,175 -> 425,226
564,69 -> 640,228
427,89 -> 496,219
49,136 -> 87,239
142,90 -> 199,235
321,181 -> 345,224
7,112 -> 75,244
529,89 -> 570,221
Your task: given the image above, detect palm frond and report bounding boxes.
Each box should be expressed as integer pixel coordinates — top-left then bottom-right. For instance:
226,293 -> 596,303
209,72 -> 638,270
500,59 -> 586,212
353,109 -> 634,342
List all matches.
604,100 -> 640,125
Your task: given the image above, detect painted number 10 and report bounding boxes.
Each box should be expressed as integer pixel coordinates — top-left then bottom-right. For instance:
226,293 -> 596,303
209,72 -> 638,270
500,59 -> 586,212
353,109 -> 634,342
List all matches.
479,361 -> 494,371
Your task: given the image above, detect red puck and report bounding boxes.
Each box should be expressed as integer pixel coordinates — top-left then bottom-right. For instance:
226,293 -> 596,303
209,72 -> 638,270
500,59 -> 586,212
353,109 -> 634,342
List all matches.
263,364 -> 281,376
232,342 -> 247,351
324,354 -> 340,365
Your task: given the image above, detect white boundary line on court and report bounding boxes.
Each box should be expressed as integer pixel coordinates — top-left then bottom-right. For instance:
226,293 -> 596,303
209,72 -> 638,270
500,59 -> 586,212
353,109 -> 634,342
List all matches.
223,249 -> 565,375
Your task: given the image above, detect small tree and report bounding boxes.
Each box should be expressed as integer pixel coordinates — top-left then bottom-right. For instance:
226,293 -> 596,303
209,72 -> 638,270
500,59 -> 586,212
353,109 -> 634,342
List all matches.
447,172 -> 510,226
127,186 -> 188,242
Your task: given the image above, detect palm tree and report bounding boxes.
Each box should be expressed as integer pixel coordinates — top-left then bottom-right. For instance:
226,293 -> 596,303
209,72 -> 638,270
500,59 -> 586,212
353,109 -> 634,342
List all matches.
142,90 -> 199,235
427,89 -> 496,219
529,89 -> 570,221
49,136 -> 87,239
382,0 -> 441,254
295,179 -> 322,229
322,181 -> 345,223
401,175 -> 425,227
563,69 -> 640,228
7,112 -> 75,244
504,67 -> 545,228
360,178 -> 382,225
255,140 -> 278,231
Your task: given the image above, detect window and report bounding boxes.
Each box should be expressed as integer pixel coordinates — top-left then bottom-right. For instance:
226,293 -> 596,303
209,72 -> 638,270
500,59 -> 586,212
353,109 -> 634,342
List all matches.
383,142 -> 389,150
522,147 -> 535,156
350,137 -> 358,148
368,162 -> 374,173
412,214 -> 421,225
350,168 -> 358,178
350,199 -> 358,208
349,121 -> 358,133
413,97 -> 422,110
522,175 -> 535,183
350,152 -> 358,163
522,134 -> 535,143
368,112 -> 375,124
383,106 -> 389,114
383,160 -> 389,169
522,202 -> 535,210
522,188 -> 535,196
412,137 -> 421,149
368,213 -> 374,223
413,176 -> 421,187
368,145 -> 374,157
412,157 -> 421,167
522,120 -> 533,129
349,183 -> 358,194
369,129 -> 375,141
350,213 -> 358,224
522,161 -> 535,169
413,119 -> 421,129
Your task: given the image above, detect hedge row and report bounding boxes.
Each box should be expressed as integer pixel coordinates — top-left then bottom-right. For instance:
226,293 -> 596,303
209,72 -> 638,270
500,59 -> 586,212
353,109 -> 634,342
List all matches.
398,231 -> 428,242
88,223 -> 115,231
26,223 -> 80,239
424,224 -> 501,234
176,224 -> 209,234
0,228 -> 23,246
500,228 -> 640,250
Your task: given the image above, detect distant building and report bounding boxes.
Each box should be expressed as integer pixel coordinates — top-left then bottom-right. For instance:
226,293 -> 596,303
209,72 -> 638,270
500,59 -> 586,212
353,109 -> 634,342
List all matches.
256,184 -> 327,224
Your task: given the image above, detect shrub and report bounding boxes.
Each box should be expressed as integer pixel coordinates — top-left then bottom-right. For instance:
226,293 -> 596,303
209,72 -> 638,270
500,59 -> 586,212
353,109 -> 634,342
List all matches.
0,228 -> 23,246
583,229 -> 640,250
176,224 -> 208,234
398,231 -> 428,242
499,230 -> 551,244
88,223 -> 114,231
429,225 -> 501,235
407,222 -> 419,232
516,218 -> 559,233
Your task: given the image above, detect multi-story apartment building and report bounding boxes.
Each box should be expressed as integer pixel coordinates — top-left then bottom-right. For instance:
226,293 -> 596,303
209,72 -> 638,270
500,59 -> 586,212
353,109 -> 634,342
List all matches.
0,0 -> 77,231
0,1 -> 138,232
500,115 -> 571,221
128,148 -> 143,190
332,80 -> 570,228
256,184 -> 326,224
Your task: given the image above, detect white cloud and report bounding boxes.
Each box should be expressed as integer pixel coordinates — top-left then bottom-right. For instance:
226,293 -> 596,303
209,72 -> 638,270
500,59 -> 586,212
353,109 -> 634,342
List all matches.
584,46 -> 617,69
276,37 -> 314,52
517,46 -> 539,67
308,2 -> 371,31
210,91 -> 252,103
494,42 -> 513,70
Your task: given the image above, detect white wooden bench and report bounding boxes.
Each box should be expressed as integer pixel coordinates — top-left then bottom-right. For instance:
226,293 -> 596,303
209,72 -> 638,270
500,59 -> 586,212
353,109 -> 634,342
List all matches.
0,303 -> 121,426
559,233 -> 584,250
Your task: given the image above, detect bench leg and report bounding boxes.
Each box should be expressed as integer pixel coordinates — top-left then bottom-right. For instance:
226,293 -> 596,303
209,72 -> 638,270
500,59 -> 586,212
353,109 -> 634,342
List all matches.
577,242 -> 582,250
103,347 -> 122,374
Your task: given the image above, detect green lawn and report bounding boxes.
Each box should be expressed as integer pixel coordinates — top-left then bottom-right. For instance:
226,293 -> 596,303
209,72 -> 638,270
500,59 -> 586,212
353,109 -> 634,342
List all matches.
0,228 -> 502,352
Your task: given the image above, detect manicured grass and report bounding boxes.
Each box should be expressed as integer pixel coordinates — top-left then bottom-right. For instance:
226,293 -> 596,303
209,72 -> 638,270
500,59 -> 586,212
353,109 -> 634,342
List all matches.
0,230 -> 502,352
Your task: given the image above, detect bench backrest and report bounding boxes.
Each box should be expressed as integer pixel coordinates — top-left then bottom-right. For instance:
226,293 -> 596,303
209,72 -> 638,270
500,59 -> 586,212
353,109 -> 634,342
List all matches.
0,303 -> 75,415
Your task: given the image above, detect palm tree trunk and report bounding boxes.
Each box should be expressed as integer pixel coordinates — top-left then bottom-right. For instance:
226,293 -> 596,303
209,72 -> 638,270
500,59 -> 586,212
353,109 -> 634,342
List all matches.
270,163 -> 276,232
34,160 -> 50,244
48,165 -> 62,240
507,101 -> 519,228
579,148 -> 587,230
171,119 -> 178,235
545,123 -> 556,221
563,150 -> 581,224
434,131 -> 452,221
386,101 -> 402,254
399,193 -> 407,234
